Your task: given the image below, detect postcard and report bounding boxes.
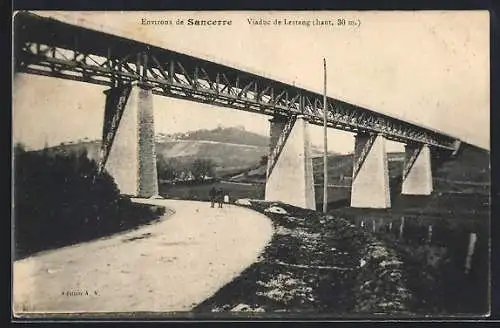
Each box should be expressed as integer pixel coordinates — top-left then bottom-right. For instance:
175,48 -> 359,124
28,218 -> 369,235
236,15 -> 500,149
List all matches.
12,10 -> 490,319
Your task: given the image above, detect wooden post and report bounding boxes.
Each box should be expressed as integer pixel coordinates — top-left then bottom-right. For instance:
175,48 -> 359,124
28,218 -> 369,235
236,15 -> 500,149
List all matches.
323,58 -> 328,213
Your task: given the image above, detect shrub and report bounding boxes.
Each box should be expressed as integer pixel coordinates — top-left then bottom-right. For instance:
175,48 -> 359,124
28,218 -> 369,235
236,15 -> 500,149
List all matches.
13,144 -> 161,259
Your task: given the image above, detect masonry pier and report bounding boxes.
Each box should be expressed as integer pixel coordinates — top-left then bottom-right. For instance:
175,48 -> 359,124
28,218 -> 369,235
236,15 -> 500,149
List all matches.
265,114 -> 316,210
402,143 -> 433,195
350,133 -> 391,208
103,83 -> 159,198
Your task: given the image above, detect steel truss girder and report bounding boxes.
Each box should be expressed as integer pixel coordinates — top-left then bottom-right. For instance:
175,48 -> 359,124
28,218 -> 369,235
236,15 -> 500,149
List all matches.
15,25 -> 458,151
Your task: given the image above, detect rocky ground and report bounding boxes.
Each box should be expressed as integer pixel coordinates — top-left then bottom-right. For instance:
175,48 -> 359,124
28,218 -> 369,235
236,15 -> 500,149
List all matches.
194,201 -> 414,318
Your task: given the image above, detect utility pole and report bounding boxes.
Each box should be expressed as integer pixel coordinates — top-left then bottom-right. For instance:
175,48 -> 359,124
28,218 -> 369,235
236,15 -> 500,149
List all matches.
323,58 -> 328,214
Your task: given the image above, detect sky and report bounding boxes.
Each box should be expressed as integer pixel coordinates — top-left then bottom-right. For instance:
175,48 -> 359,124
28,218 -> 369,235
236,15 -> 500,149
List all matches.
13,11 -> 490,154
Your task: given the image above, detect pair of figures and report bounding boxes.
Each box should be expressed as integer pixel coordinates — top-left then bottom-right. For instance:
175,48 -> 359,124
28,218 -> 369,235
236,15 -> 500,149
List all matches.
209,187 -> 226,208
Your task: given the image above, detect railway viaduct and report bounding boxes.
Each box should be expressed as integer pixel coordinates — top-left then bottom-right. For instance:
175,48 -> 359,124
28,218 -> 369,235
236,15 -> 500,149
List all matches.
14,12 -> 462,210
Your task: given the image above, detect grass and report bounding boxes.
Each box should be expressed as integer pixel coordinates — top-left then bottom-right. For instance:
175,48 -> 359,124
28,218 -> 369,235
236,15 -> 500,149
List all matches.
337,207 -> 489,316
159,180 -> 351,206
327,185 -> 490,316
160,177 -> 490,222
373,226 -> 489,315
159,181 -> 265,202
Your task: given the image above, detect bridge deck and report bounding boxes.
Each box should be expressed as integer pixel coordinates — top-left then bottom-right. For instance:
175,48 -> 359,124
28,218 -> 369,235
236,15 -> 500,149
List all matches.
14,11 -> 459,150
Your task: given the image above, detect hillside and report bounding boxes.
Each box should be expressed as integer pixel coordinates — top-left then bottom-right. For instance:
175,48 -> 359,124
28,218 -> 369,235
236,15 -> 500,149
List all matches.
156,140 -> 267,175
36,127 -> 270,175
232,143 -> 490,193
317,143 -> 490,186
160,126 -> 269,147
41,126 -> 344,177
229,152 -> 403,184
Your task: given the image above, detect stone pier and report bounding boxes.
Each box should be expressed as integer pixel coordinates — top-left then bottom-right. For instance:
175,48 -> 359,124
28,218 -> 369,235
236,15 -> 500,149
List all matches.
402,144 -> 433,195
350,133 -> 391,208
104,83 -> 159,198
265,115 -> 316,210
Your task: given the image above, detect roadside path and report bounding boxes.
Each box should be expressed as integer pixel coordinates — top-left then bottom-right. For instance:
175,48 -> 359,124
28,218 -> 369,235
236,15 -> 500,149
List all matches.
13,199 -> 273,314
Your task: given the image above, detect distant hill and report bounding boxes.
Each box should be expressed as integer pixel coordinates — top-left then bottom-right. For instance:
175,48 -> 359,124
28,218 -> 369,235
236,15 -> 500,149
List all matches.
38,127 -> 344,177
311,152 -> 410,185
156,140 -> 267,175
33,127 -> 271,175
229,152 -> 397,184
159,126 -> 269,147
433,143 -> 490,183
230,142 -> 490,194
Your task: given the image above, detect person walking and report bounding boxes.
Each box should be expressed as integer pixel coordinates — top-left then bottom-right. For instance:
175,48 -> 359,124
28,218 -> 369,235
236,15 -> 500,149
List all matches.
217,188 -> 224,208
209,186 -> 216,208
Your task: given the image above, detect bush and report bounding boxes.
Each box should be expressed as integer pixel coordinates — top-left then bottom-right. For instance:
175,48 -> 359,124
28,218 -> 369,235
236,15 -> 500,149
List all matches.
13,144 -> 162,259
191,158 -> 216,182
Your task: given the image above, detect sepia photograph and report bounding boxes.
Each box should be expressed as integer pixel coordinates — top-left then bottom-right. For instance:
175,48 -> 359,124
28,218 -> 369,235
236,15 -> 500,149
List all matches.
12,10 -> 490,319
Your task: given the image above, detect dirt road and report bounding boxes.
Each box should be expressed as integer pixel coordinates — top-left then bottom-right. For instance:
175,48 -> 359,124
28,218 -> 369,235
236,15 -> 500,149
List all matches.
13,199 -> 273,314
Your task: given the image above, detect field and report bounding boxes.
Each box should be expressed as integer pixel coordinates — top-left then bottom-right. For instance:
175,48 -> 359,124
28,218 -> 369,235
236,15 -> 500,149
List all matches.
159,181 -> 265,202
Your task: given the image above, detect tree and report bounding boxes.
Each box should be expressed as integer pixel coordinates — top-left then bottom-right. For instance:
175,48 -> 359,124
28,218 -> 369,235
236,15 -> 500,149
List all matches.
157,156 -> 180,181
190,158 -> 215,182
14,147 -> 124,258
260,155 -> 268,166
